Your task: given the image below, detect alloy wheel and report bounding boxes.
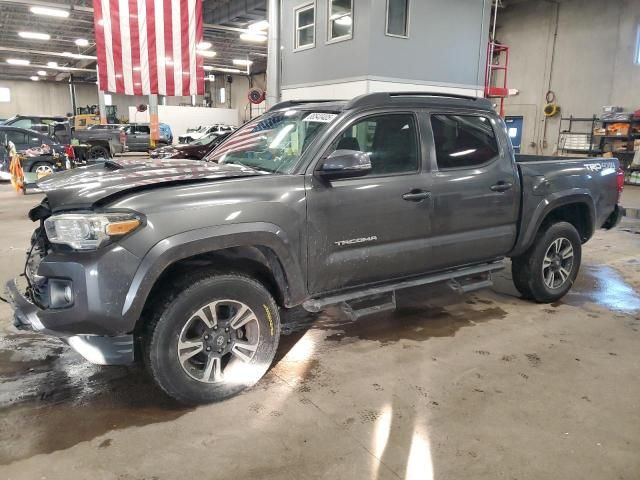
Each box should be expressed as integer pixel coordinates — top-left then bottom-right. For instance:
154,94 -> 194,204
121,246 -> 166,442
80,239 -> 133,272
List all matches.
542,237 -> 574,289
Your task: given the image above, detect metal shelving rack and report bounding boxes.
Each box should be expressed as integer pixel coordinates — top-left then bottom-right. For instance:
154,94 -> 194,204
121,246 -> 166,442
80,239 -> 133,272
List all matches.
557,115 -> 602,156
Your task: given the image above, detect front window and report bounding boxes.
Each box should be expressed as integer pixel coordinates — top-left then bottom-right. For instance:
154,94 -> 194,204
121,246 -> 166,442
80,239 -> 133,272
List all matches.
295,4 -> 315,50
328,0 -> 353,42
207,110 -> 338,174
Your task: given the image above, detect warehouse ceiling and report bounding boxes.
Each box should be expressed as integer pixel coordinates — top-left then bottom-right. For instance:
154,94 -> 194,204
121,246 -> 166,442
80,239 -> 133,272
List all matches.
0,0 -> 267,84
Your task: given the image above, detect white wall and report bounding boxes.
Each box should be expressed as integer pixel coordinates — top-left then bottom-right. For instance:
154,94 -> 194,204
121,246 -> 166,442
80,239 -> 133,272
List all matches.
498,0 -> 640,155
0,80 -> 97,118
128,105 -> 239,139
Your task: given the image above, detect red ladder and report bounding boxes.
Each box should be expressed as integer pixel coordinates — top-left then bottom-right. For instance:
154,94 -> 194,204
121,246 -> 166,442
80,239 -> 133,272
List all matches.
484,42 -> 510,117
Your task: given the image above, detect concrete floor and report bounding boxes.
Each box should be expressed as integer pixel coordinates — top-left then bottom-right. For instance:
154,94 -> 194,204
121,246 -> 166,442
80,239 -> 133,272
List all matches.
0,183 -> 639,480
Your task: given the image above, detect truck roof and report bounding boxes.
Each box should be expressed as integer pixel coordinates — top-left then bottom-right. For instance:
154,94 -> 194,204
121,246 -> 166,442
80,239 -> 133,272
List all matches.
269,92 -> 494,113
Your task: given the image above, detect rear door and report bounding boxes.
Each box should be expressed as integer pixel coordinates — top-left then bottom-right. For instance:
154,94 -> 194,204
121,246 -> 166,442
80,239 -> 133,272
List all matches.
306,111 -> 433,294
426,112 -> 519,270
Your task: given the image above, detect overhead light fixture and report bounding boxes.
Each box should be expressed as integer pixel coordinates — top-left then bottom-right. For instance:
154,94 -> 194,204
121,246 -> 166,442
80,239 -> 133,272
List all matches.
62,52 -> 97,60
197,41 -> 212,50
215,67 -> 242,73
232,59 -> 253,66
30,76 -> 39,81
19,31 -> 51,41
7,58 -> 30,66
248,20 -> 269,32
75,38 -> 89,47
47,61 -> 58,67
198,50 -> 217,58
203,65 -> 214,71
30,6 -> 70,18
37,70 -> 47,76
240,32 -> 267,42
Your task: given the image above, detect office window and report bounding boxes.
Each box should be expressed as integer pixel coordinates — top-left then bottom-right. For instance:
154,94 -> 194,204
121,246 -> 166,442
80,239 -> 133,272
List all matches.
295,4 -> 315,50
386,0 -> 409,37
636,25 -> 640,64
431,115 -> 499,169
0,87 -> 9,103
328,0 -> 353,42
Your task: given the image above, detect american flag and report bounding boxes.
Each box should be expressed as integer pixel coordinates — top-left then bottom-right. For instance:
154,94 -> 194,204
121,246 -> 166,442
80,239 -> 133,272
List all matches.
212,115 -> 287,159
93,0 -> 205,96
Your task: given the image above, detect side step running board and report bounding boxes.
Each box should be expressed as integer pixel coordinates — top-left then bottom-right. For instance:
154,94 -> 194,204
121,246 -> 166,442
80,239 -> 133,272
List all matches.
303,260 -> 504,313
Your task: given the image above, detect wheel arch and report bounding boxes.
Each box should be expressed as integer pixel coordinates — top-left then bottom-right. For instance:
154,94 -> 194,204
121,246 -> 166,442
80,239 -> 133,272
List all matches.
122,223 -> 306,331
511,192 -> 595,256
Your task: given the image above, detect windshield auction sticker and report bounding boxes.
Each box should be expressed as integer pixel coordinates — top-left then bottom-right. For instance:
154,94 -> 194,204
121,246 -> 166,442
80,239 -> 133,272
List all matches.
304,113 -> 337,123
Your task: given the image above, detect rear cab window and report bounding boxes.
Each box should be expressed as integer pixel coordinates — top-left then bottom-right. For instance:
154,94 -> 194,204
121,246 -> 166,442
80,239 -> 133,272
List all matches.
431,114 -> 499,169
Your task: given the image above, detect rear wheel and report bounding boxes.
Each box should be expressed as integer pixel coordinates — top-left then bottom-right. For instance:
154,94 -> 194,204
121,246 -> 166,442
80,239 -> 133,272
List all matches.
511,221 -> 582,303
143,273 -> 280,405
30,162 -> 54,175
88,145 -> 110,160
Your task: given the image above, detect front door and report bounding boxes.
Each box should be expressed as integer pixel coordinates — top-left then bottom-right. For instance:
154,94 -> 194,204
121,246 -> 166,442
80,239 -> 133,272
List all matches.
426,113 -> 519,271
306,112 -> 432,294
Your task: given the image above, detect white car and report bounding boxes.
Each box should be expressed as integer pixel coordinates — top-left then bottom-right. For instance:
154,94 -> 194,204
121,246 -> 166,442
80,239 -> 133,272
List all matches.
178,124 -> 236,144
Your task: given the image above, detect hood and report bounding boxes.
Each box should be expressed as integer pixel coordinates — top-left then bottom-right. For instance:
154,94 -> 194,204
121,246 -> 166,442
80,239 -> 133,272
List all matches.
37,157 -> 264,211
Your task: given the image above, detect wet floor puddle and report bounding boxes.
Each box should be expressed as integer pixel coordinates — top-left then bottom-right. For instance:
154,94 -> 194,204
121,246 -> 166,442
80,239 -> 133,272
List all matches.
560,265 -> 640,313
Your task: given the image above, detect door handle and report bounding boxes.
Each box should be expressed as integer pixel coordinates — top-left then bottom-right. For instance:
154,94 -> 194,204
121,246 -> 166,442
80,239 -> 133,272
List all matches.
402,189 -> 432,202
490,181 -> 513,192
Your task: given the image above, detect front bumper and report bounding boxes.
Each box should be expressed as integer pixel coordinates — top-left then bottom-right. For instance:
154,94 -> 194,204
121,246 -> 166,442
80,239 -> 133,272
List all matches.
5,279 -> 134,365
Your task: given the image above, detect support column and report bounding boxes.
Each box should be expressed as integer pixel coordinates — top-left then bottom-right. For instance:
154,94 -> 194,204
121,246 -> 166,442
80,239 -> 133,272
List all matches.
149,94 -> 159,149
98,89 -> 107,125
265,0 -> 281,108
68,74 -> 77,116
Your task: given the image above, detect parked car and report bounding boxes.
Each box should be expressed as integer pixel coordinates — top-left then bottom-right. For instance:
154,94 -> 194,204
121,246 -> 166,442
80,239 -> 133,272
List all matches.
150,131 -> 231,160
124,123 -> 172,152
73,124 -> 127,159
178,124 -> 235,144
0,126 -> 66,175
2,115 -> 68,134
5,92 -> 624,405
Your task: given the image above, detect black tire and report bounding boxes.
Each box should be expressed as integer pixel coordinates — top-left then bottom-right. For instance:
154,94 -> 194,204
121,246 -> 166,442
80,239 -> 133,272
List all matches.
143,273 -> 280,405
511,221 -> 582,303
29,161 -> 54,174
88,145 -> 110,160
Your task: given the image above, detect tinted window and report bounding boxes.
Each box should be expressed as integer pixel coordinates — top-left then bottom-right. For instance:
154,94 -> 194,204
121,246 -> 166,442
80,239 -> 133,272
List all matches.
10,118 -> 33,129
431,114 -> 499,169
137,126 -> 150,134
5,130 -> 27,146
331,114 -> 419,176
29,134 -> 45,146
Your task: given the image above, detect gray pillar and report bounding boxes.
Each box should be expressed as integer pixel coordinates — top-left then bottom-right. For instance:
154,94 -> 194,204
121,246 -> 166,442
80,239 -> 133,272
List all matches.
265,0 -> 281,108
98,89 -> 107,124
68,74 -> 77,115
149,94 -> 159,148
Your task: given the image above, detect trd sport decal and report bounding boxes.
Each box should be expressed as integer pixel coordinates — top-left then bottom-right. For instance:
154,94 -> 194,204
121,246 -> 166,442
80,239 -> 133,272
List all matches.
334,236 -> 378,247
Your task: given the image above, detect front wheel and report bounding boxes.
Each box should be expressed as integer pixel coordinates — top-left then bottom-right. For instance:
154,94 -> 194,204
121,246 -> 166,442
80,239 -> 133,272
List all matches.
143,273 -> 281,405
511,221 -> 582,303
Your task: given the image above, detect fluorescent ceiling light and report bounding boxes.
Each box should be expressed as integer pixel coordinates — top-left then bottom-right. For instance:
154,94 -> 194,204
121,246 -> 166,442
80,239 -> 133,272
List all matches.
198,51 -> 217,58
47,61 -> 58,67
248,20 -> 269,32
203,65 -> 214,71
30,6 -> 69,18
7,58 -> 30,65
30,76 -> 39,81
19,31 -> 51,41
233,59 -> 253,66
197,41 -> 212,50
335,16 -> 352,26
75,38 -> 89,47
63,52 -> 97,60
240,32 -> 267,42
37,70 -> 47,76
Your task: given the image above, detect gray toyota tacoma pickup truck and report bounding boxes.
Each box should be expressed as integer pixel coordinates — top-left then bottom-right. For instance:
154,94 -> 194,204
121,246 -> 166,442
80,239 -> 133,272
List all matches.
5,92 -> 624,404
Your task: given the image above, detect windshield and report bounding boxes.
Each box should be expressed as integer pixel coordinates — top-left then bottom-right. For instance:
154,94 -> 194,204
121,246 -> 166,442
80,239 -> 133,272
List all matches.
207,110 -> 337,173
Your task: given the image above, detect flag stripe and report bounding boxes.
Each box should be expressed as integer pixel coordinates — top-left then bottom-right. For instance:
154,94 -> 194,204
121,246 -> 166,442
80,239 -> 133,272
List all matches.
94,0 -> 204,96
129,0 -> 142,95
93,0 -> 108,91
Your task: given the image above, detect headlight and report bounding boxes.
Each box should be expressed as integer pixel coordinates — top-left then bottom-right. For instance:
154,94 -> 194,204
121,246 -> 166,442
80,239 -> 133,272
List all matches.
44,212 -> 142,250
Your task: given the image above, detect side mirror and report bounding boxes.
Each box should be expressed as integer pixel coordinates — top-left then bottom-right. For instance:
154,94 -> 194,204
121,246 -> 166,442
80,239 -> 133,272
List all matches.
317,149 -> 371,180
